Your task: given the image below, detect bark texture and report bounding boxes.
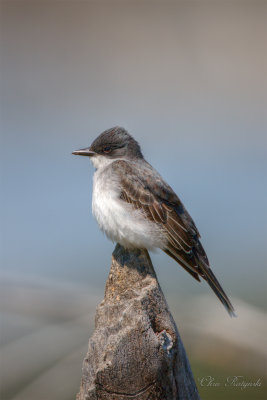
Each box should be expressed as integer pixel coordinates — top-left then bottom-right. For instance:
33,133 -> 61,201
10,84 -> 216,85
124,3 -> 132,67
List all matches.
76,244 -> 200,400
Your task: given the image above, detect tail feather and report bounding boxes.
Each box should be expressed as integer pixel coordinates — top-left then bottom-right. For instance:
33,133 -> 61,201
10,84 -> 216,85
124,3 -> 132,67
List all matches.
164,246 -> 200,282
164,244 -> 236,317
198,260 -> 236,317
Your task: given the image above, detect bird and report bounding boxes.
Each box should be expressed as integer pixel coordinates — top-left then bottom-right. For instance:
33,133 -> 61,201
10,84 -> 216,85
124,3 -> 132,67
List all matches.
73,126 -> 235,317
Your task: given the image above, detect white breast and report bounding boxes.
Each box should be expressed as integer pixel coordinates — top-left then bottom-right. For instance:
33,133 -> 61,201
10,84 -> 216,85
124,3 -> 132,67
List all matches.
92,163 -> 166,250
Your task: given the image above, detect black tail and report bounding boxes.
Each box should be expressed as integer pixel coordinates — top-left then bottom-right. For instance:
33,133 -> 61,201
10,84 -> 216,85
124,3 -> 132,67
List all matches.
164,244 -> 236,317
198,259 -> 236,317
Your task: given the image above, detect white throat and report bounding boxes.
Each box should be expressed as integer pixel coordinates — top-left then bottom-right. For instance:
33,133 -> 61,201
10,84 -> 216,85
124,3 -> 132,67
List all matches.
90,154 -> 114,170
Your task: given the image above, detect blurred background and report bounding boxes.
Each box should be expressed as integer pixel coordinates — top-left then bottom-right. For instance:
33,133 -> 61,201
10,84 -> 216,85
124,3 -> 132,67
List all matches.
1,1 -> 266,399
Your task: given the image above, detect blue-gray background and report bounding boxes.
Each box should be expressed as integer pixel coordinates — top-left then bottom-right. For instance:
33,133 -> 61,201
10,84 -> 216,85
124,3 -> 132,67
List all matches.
1,1 -> 266,400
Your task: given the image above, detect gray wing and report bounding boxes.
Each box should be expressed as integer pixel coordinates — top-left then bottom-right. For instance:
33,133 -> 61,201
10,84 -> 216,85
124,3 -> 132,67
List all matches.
111,160 -> 235,316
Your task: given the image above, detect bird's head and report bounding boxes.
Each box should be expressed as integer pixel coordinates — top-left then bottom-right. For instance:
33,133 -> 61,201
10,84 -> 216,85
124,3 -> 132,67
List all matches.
72,126 -> 143,169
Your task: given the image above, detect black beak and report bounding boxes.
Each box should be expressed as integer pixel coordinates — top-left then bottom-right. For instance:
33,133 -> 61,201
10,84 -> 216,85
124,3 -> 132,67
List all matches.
72,147 -> 96,156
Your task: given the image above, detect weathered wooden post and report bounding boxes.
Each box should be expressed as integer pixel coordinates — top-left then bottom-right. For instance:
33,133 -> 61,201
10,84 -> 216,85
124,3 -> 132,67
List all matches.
76,244 -> 200,400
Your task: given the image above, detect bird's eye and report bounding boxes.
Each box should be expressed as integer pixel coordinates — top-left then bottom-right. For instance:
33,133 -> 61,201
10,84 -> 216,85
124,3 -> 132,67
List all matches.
103,146 -> 112,153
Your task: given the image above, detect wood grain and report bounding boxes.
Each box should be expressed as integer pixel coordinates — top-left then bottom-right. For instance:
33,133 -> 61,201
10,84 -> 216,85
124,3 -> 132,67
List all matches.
76,244 -> 200,400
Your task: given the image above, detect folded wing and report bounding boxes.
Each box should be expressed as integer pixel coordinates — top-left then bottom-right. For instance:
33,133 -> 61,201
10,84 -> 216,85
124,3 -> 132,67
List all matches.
112,160 -> 235,316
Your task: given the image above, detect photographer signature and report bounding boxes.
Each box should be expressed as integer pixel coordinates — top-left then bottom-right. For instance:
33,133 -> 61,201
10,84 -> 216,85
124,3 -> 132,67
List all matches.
198,375 -> 262,390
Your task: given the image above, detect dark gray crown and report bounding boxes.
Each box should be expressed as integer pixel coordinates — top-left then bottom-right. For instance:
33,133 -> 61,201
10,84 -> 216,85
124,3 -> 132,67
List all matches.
90,127 -> 143,159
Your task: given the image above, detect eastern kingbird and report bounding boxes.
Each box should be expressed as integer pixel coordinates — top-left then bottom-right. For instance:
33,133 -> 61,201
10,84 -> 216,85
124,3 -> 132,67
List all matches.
73,126 -> 235,316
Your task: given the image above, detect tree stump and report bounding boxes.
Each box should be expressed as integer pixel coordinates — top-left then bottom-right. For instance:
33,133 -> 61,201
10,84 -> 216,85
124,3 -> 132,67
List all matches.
76,244 -> 200,400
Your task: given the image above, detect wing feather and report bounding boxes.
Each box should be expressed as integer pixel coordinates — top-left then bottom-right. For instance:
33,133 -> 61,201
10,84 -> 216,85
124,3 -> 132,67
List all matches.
148,204 -> 162,223
112,159 -> 235,316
